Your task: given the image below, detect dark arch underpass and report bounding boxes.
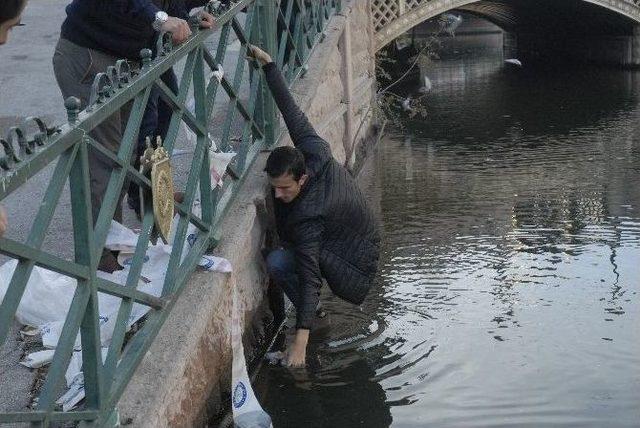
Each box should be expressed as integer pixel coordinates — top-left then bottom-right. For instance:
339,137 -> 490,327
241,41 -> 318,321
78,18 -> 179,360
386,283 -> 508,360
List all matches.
374,0 -> 640,66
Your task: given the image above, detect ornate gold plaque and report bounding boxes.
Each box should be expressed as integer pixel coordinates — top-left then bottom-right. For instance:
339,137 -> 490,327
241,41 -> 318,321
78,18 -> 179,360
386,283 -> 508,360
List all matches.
150,143 -> 174,243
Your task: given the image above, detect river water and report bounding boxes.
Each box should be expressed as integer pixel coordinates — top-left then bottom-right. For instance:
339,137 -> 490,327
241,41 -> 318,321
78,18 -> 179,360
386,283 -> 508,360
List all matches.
253,36 -> 640,427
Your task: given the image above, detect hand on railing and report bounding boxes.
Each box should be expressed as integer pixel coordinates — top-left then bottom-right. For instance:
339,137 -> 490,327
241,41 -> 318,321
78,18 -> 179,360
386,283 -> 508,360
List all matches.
163,11 -> 215,45
247,44 -> 272,67
161,17 -> 192,45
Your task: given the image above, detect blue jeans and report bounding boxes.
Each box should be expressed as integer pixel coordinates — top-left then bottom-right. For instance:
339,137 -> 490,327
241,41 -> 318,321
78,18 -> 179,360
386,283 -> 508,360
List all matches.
266,249 -> 301,309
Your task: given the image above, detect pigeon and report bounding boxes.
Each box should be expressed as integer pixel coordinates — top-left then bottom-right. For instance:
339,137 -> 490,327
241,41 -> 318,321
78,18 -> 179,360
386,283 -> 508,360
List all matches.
441,14 -> 462,36
402,96 -> 413,112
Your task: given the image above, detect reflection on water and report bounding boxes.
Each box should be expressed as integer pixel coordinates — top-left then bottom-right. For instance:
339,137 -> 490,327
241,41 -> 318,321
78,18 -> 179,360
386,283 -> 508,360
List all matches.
254,37 -> 640,427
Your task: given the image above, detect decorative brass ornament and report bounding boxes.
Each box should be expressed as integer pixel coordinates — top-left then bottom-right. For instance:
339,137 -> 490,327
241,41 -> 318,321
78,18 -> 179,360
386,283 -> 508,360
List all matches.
140,137 -> 174,243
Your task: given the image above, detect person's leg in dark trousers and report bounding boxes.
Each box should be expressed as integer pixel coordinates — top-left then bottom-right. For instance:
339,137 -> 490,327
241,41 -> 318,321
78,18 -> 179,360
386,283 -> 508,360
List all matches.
266,248 -> 301,308
266,248 -> 326,335
53,38 -> 133,271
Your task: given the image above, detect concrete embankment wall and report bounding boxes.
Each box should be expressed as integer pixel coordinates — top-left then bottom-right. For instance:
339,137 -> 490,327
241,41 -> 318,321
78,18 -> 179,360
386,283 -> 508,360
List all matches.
116,2 -> 377,426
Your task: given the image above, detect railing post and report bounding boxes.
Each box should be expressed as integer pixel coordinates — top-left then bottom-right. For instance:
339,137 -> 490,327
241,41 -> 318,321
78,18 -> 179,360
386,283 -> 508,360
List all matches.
255,0 -> 279,146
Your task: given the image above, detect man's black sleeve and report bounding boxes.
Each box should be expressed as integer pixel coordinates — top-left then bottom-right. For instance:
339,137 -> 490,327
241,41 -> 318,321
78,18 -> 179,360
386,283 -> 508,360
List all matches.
291,217 -> 324,330
119,0 -> 160,23
184,0 -> 209,9
262,62 -> 332,174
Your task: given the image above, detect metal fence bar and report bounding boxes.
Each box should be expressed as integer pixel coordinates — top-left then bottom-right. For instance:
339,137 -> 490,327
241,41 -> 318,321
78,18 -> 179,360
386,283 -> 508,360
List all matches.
0,0 -> 340,424
0,143 -> 80,346
102,209 -> 156,391
69,140 -> 103,414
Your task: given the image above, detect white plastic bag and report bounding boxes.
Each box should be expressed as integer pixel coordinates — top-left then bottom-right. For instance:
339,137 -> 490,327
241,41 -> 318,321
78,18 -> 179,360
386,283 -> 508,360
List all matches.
0,259 -> 77,327
105,220 -> 138,252
231,281 -> 273,428
199,255 -> 232,273
210,151 -> 236,188
20,350 -> 55,369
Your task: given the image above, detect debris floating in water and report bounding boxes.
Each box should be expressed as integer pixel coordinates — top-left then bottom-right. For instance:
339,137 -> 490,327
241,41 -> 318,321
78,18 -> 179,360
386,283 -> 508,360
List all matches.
264,351 -> 286,366
504,58 -> 523,67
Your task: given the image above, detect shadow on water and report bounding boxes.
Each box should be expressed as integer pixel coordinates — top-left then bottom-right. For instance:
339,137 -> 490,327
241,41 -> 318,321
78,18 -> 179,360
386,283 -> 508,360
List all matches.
252,33 -> 640,428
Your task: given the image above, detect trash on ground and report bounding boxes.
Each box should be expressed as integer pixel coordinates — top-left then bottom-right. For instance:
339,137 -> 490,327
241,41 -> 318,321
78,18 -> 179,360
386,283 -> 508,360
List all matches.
19,326 -> 39,338
20,350 -> 55,369
210,151 -> 236,188
0,219 -> 232,412
56,373 -> 85,412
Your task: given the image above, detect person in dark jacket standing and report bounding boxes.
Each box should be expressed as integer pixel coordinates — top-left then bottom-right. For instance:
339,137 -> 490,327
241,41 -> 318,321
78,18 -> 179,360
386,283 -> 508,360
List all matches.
127,0 -> 214,218
52,0 -> 213,270
248,45 -> 380,367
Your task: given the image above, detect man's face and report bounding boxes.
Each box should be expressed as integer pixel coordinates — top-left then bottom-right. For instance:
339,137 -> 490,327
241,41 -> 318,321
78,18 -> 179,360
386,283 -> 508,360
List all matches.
269,172 -> 308,203
0,9 -> 24,45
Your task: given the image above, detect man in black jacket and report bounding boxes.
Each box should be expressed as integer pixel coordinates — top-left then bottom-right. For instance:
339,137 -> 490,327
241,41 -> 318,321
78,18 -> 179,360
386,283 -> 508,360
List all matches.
248,46 -> 380,367
52,0 -> 213,270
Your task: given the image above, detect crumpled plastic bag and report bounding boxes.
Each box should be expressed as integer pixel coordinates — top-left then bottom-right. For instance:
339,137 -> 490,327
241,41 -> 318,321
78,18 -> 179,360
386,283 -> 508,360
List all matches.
0,219 -> 233,411
0,260 -> 162,349
167,196 -> 234,274
231,280 -> 273,427
0,259 -> 77,327
105,220 -> 138,252
20,350 -> 55,369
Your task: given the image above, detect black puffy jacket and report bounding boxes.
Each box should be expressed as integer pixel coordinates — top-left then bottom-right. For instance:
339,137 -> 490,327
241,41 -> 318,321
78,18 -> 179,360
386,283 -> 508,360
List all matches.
264,63 -> 380,330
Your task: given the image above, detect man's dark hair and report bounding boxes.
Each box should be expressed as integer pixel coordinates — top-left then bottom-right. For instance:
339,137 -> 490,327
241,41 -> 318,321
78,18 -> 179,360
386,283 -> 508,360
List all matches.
0,0 -> 26,23
265,146 -> 306,180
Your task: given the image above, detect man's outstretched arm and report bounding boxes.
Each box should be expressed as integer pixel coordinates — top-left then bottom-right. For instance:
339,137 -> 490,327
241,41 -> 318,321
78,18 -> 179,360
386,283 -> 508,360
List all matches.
248,45 -> 332,168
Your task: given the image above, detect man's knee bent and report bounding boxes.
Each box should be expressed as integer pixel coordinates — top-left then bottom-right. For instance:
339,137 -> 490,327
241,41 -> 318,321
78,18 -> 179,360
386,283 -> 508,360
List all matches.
266,249 -> 295,277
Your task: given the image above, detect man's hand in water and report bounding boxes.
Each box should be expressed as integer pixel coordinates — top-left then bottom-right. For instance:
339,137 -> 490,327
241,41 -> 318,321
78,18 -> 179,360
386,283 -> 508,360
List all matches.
286,329 -> 309,367
0,206 -> 7,237
246,44 -> 272,66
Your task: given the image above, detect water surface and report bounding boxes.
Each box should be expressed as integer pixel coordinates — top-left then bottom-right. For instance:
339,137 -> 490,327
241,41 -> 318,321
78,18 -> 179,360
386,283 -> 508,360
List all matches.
254,36 -> 640,428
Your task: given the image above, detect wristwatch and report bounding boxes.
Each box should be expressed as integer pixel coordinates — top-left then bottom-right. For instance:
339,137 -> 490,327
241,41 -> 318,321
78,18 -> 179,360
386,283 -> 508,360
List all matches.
152,11 -> 169,31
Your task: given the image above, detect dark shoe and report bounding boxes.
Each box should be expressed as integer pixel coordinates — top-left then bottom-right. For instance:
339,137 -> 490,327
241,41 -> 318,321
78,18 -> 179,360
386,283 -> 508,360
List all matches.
98,250 -> 123,273
127,187 -> 142,221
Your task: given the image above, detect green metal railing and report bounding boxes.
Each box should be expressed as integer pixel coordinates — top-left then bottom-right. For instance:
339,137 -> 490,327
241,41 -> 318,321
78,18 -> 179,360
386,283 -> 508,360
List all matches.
0,0 -> 340,425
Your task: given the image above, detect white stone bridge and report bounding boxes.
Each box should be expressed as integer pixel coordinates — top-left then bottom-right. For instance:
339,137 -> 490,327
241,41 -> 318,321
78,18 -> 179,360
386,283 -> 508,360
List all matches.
372,0 -> 640,65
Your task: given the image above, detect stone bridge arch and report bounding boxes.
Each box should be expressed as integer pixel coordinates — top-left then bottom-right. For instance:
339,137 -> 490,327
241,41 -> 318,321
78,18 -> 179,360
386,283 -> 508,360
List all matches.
372,0 -> 640,52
